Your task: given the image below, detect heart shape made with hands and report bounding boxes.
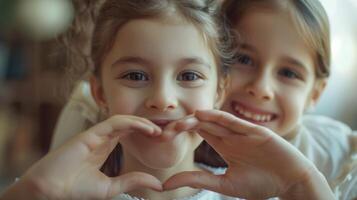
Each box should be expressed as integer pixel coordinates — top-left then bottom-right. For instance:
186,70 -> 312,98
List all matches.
97,110 -> 322,199
115,115 -> 207,192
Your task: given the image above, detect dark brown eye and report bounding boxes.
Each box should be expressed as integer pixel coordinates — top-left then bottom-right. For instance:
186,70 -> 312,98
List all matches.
278,68 -> 300,79
236,54 -> 254,66
177,71 -> 202,81
122,71 -> 148,81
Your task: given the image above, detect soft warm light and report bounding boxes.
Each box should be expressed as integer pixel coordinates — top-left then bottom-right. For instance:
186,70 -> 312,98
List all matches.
16,0 -> 74,40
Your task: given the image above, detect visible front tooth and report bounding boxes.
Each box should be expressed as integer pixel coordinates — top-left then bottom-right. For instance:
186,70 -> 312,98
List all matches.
262,115 -> 267,122
234,105 -> 241,113
245,112 -> 252,118
267,115 -> 272,121
234,104 -> 273,122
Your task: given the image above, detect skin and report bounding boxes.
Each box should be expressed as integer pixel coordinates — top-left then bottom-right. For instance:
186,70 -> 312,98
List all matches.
221,8 -> 327,139
90,16 -> 221,200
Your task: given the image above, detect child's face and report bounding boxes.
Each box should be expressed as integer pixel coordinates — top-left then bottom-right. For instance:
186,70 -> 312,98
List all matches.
92,18 -> 219,168
222,9 -> 325,138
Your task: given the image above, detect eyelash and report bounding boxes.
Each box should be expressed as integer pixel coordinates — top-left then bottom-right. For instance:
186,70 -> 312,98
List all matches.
177,71 -> 204,81
121,71 -> 149,81
120,70 -> 204,81
236,53 -> 254,66
278,68 -> 302,80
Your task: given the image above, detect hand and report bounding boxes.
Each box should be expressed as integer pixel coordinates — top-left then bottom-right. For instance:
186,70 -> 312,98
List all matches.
5,115 -> 163,200
164,110 -> 334,199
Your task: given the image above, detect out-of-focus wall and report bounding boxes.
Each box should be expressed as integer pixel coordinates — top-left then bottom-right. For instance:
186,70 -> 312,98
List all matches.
315,0 -> 357,129
0,0 -> 74,192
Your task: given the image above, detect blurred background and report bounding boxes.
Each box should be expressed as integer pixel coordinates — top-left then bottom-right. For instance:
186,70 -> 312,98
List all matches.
0,0 -> 356,194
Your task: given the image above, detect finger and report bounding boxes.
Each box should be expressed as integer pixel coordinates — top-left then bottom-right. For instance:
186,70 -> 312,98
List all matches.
81,116 -> 162,152
164,171 -> 227,194
199,121 -> 274,151
197,130 -> 233,160
161,115 -> 199,141
196,110 -> 267,137
107,172 -> 163,198
198,122 -> 255,147
165,169 -> 277,199
197,130 -> 223,150
107,115 -> 162,137
198,121 -> 233,137
174,115 -> 199,132
131,116 -> 162,135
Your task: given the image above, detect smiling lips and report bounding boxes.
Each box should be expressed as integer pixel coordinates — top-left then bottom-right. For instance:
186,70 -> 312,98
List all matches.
232,102 -> 277,123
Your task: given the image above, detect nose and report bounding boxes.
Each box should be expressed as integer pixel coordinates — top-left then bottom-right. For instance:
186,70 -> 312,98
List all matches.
145,83 -> 178,111
245,73 -> 274,101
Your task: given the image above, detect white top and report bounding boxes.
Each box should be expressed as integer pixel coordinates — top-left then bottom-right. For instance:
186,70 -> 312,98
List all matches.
289,115 -> 356,188
51,81 -> 357,199
289,115 -> 357,198
51,81 -> 99,150
115,191 -> 237,200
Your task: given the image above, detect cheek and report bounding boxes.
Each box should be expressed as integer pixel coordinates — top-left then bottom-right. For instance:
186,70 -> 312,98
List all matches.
188,96 -> 214,110
106,89 -> 144,115
181,84 -> 217,111
279,86 -> 310,119
228,70 -> 250,90
222,73 -> 246,103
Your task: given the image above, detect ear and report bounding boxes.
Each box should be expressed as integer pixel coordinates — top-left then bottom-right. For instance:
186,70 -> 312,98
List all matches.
214,75 -> 230,109
90,75 -> 107,108
307,78 -> 327,108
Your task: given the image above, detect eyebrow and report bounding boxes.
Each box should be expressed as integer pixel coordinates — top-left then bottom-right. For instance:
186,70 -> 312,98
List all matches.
239,43 -> 308,71
179,57 -> 212,70
111,56 -> 212,70
238,43 -> 257,53
111,56 -> 151,68
283,57 -> 308,71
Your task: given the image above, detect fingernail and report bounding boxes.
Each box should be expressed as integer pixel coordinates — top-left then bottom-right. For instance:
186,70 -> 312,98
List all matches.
156,185 -> 163,192
174,121 -> 184,131
151,128 -> 161,136
185,116 -> 199,126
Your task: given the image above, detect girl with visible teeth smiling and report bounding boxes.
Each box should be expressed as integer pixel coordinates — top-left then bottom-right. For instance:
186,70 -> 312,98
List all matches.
219,0 -> 357,197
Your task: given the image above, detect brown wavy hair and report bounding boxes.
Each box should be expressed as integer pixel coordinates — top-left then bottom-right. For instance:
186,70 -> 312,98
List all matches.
58,0 -> 105,97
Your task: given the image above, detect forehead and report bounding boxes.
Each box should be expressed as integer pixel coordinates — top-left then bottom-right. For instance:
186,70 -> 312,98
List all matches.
235,9 -> 315,64
102,18 -> 216,68
238,10 -> 298,47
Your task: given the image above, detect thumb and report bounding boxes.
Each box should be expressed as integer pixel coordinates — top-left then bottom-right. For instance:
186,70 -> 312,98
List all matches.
163,171 -> 226,193
107,172 -> 163,198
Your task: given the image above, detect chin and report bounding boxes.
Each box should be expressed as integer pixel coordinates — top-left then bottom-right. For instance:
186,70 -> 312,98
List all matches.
146,139 -> 191,168
123,132 -> 200,170
140,150 -> 184,169
140,142 -> 193,170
